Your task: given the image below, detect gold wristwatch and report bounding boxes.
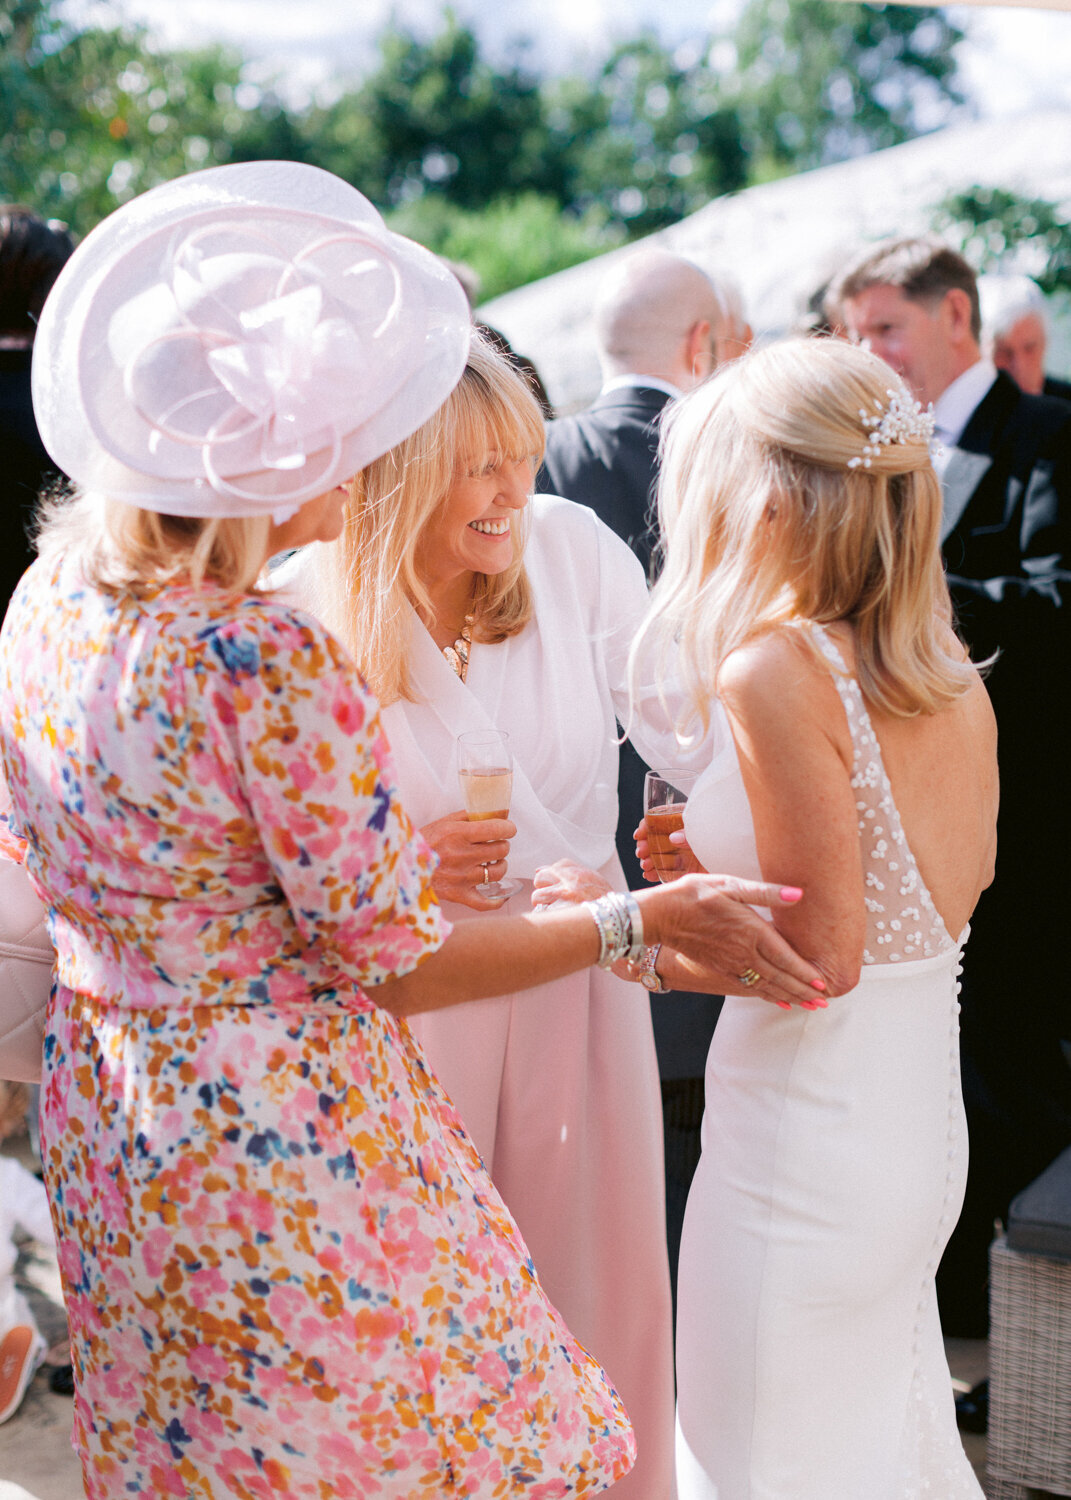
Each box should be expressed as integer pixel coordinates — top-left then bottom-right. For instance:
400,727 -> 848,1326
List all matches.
636,943 -> 666,993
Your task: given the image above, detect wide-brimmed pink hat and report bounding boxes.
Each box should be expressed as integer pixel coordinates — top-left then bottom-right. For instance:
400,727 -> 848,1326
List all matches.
32,161 -> 471,520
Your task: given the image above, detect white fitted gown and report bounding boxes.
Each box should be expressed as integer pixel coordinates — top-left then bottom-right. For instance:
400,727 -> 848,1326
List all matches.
675,626 -> 983,1500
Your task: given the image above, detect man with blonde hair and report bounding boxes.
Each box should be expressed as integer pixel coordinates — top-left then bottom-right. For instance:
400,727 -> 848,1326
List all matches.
831,236 -> 1071,1381
978,272 -> 1071,402
536,247 -> 751,1306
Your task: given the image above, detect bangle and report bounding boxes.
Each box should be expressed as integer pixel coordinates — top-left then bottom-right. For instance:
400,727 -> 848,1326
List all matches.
623,892 -> 644,964
584,891 -> 645,969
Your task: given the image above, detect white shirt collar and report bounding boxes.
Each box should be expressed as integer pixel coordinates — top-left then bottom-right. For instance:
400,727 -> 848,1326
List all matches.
932,359 -> 997,449
600,373 -> 682,401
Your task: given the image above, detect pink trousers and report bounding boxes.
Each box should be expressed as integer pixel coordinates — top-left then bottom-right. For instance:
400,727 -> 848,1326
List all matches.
408,879 -> 676,1500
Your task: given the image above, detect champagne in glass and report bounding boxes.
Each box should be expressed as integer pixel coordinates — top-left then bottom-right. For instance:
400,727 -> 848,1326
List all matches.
643,769 -> 700,882
458,729 -> 523,901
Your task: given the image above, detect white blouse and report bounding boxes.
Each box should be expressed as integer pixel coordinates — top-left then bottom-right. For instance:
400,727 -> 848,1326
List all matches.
286,493 -> 717,879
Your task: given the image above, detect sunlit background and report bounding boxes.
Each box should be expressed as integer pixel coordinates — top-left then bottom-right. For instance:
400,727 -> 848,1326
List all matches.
5,0 -> 1069,406
65,0 -> 1071,115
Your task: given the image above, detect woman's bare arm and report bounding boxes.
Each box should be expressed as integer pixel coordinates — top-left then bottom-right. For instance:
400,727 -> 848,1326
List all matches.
379,869 -> 827,1016
717,632 -> 865,997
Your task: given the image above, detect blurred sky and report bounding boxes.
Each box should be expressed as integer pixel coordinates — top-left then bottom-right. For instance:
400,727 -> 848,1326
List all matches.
67,0 -> 1071,121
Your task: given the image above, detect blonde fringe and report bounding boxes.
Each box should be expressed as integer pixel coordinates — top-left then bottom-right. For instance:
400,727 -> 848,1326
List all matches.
315,331 -> 542,705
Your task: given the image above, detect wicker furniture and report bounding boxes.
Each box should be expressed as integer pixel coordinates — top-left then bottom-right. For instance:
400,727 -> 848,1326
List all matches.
986,1145 -> 1071,1499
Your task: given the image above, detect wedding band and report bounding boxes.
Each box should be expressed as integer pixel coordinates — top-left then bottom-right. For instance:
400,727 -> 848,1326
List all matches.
738,968 -> 762,988
481,863 -> 491,884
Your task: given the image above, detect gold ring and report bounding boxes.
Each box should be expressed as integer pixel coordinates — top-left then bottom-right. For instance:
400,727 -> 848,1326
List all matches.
738,968 -> 762,988
481,863 -> 491,884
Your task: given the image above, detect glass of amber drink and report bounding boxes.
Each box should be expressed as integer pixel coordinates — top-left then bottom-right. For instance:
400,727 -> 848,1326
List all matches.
643,770 -> 700,882
458,729 -> 523,901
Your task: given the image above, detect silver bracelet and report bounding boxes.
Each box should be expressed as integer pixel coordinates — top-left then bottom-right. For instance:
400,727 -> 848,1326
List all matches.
584,892 -> 645,969
623,891 -> 644,964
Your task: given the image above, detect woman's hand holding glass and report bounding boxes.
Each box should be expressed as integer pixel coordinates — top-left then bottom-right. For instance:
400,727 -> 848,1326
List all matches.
634,817 -> 706,882
643,770 -> 701,881
420,811 -> 518,911
455,729 -> 524,902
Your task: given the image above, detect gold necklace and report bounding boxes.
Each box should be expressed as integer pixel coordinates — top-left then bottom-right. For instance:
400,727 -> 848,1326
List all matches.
442,613 -> 474,682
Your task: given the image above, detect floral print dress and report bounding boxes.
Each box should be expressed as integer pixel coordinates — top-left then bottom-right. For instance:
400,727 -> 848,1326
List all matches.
0,555 -> 634,1500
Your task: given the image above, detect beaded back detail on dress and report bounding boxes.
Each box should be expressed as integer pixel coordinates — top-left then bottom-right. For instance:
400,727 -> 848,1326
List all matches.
809,624 -> 954,967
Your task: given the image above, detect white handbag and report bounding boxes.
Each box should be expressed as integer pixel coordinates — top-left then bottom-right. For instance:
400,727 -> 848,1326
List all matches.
0,851 -> 53,1083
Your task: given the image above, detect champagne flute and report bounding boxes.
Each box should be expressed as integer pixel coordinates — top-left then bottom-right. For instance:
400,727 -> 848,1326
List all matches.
643,769 -> 700,882
457,729 -> 523,902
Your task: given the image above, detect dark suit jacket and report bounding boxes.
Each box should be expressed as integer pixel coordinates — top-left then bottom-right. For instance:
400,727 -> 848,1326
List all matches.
1043,374 -> 1071,404
937,372 -> 1071,1322
943,372 -> 1071,956
537,383 -> 721,1079
537,386 -> 670,577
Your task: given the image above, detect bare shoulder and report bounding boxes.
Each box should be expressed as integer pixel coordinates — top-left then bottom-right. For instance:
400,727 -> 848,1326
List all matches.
718,629 -> 840,737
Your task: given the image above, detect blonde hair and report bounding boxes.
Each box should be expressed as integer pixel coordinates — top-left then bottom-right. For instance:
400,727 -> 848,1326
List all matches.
34,489 -> 272,595
636,337 -> 974,731
315,331 -> 542,704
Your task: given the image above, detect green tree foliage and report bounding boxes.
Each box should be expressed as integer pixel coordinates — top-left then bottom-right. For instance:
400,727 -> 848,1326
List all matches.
310,23 -> 748,244
0,0 -> 300,234
304,13 -> 558,211
730,0 -> 964,177
304,5 -> 962,248
386,192 -> 617,302
3,0 -> 969,295
547,35 -> 747,238
931,187 -> 1071,296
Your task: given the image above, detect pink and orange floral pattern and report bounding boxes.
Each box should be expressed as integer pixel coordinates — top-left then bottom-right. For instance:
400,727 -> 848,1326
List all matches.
0,556 -> 634,1498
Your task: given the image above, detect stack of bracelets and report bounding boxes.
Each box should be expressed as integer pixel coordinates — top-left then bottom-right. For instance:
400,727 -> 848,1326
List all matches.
583,891 -> 646,970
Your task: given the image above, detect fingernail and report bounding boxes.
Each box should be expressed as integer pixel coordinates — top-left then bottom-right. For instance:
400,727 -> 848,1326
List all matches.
776,1000 -> 791,1010
810,979 -> 826,991
802,1000 -> 819,1010
780,886 -> 803,901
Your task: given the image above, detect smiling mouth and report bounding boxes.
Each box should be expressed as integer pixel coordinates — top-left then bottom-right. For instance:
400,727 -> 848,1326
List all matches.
469,519 -> 510,535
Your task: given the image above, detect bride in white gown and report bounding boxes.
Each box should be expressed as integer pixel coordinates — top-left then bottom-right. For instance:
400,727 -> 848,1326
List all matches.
651,338 -> 997,1500
538,337 -> 997,1499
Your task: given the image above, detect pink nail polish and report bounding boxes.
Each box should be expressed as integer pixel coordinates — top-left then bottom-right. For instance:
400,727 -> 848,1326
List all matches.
776,1000 -> 791,1010
780,886 -> 803,901
810,979 -> 826,991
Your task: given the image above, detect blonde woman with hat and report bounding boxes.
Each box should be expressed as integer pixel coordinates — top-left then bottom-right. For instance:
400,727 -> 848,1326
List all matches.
0,163 -> 823,1499
282,331 -> 834,1500
612,338 -> 993,1498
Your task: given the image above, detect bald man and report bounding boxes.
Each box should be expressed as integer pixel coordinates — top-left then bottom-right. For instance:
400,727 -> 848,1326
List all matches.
536,249 -> 749,1304
537,248 -> 744,571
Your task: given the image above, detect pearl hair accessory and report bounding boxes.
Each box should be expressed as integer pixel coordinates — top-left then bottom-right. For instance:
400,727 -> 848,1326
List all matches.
846,387 -> 936,471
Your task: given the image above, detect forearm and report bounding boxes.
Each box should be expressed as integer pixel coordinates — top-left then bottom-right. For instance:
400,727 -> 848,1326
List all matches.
376,879 -> 700,1016
376,904 -> 602,1016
